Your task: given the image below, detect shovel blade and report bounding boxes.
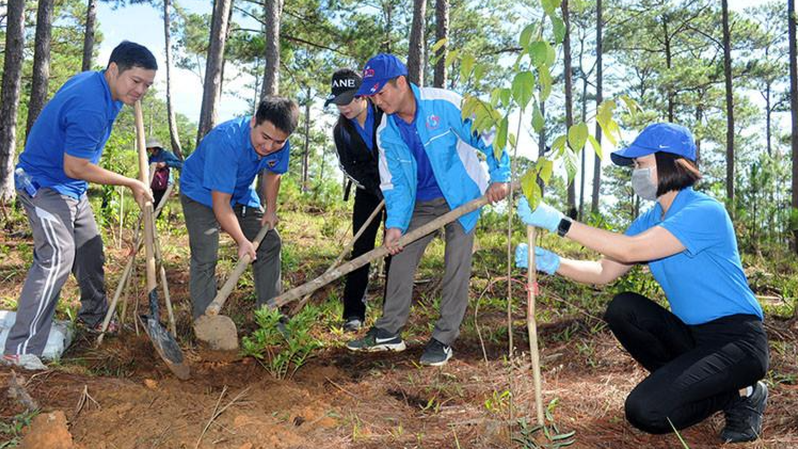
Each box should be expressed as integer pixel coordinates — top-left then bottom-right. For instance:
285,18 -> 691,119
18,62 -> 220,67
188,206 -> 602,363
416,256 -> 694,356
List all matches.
143,315 -> 191,380
193,314 -> 239,352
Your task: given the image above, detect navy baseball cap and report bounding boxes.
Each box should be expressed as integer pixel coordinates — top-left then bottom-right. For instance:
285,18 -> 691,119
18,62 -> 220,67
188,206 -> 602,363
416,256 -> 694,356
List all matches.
610,122 -> 697,166
356,54 -> 408,97
325,69 -> 362,107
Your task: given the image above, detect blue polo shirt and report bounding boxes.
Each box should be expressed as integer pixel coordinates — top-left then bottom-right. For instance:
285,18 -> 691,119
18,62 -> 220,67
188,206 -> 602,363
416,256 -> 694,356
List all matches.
392,112 -> 443,202
625,187 -> 763,325
180,116 -> 290,208
17,71 -> 123,199
351,104 -> 375,152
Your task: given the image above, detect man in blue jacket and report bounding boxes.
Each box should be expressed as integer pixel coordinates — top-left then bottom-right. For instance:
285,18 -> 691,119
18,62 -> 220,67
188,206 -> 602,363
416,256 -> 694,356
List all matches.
347,54 -> 510,366
146,137 -> 182,211
3,41 -> 157,370
180,96 -> 299,321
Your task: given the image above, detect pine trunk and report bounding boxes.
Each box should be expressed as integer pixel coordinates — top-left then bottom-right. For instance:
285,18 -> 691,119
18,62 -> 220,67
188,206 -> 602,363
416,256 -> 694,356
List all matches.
789,0 -> 798,254
591,0 -> 603,215
562,0 -> 576,219
82,0 -> 97,72
433,0 -> 449,88
163,0 -> 184,159
0,0 -> 26,202
261,0 -> 282,97
722,0 -> 735,210
197,0 -> 233,142
407,0 -> 427,86
27,0 -> 55,139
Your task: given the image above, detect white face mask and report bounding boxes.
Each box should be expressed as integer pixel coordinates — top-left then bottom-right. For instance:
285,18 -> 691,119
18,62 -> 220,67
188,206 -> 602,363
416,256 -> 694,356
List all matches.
632,168 -> 658,201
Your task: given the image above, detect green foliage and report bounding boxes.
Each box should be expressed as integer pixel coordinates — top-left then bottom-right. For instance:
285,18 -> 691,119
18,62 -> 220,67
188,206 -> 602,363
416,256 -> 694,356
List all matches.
241,305 -> 323,380
0,410 -> 39,449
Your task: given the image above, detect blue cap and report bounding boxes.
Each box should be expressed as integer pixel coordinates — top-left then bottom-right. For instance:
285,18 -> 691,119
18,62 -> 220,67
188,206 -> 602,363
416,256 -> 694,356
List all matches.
356,54 -> 408,97
610,123 -> 697,166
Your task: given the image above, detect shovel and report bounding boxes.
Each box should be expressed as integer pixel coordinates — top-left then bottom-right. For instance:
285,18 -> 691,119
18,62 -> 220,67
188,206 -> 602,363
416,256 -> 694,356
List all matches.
193,222 -> 273,352
134,101 -> 190,380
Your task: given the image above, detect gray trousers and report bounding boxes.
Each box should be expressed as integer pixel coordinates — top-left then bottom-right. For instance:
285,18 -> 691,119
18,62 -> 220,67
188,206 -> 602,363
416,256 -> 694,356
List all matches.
5,188 -> 107,356
375,198 -> 474,345
181,194 -> 281,319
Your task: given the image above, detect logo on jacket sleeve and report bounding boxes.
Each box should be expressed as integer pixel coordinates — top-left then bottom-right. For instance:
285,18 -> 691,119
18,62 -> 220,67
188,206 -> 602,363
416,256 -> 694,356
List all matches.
267,159 -> 278,168
425,115 -> 440,130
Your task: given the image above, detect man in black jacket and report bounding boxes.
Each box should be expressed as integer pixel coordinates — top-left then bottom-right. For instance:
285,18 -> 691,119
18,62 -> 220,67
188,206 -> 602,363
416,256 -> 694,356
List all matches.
326,68 -> 387,332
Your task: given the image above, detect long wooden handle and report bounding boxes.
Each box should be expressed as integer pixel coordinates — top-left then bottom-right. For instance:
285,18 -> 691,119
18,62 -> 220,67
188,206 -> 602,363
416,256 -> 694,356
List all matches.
272,185 -> 516,308
526,225 -> 544,425
134,101 -> 157,293
204,222 -> 273,316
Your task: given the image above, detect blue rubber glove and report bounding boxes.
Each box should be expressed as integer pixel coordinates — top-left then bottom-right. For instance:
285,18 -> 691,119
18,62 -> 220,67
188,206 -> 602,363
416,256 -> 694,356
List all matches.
517,197 -> 565,233
514,244 -> 561,275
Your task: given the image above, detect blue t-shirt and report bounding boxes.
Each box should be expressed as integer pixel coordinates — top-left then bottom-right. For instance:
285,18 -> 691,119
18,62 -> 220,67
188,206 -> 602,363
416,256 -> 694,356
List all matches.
392,113 -> 443,202
625,187 -> 763,325
17,71 -> 123,199
180,117 -> 290,208
351,104 -> 375,152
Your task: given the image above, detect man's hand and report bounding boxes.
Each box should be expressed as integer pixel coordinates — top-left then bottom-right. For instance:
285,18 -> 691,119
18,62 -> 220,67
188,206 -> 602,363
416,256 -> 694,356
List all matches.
384,228 -> 404,255
238,239 -> 257,262
261,210 -> 279,229
485,182 -> 510,204
129,179 -> 153,208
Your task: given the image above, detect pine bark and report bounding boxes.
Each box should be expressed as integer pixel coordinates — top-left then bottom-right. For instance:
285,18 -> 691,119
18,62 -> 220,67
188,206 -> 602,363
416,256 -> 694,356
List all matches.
562,0 -> 577,219
163,0 -> 184,159
591,0 -> 603,214
27,0 -> 55,139
197,0 -> 233,142
261,0 -> 283,97
407,0 -> 427,86
82,0 -> 97,72
722,0 -> 735,210
433,0 -> 448,88
789,0 -> 798,254
0,0 -> 26,202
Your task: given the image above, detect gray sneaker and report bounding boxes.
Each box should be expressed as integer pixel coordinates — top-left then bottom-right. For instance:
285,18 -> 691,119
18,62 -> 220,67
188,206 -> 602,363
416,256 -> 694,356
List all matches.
343,317 -> 363,333
346,327 -> 406,352
419,338 -> 452,366
721,381 -> 768,443
2,354 -> 48,371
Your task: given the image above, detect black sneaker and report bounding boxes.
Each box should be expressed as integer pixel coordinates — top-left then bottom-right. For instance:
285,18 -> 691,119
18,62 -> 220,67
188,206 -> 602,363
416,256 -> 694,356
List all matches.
343,317 -> 363,333
419,338 -> 453,366
346,327 -> 406,352
720,381 -> 768,443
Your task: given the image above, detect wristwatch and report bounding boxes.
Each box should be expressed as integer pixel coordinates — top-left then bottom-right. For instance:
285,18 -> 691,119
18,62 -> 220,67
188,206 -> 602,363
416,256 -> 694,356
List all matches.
557,217 -> 573,237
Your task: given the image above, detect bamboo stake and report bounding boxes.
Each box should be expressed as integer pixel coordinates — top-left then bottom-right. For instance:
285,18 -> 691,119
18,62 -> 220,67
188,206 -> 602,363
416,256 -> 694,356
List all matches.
526,225 -> 544,426
150,211 -> 176,335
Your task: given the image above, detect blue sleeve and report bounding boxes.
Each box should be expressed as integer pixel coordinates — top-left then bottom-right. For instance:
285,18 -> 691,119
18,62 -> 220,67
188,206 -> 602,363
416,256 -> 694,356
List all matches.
201,135 -> 238,194
163,151 -> 183,169
447,102 -> 511,183
378,134 -> 413,232
64,111 -> 107,160
660,200 -> 726,256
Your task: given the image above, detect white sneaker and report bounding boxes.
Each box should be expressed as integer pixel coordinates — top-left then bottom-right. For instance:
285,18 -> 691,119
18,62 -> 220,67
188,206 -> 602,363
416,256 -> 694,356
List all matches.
1,354 -> 48,371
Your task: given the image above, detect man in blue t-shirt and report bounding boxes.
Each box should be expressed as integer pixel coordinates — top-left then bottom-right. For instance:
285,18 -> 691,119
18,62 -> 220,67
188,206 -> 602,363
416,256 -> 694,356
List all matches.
3,42 -> 157,370
180,96 -> 299,321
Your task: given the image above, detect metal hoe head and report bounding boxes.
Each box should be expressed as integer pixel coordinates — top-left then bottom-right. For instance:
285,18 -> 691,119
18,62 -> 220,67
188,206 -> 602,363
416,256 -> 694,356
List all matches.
193,313 -> 239,352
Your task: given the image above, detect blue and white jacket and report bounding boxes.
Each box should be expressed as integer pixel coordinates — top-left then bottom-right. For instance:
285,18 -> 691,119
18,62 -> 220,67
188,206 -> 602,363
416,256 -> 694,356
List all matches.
377,84 -> 511,233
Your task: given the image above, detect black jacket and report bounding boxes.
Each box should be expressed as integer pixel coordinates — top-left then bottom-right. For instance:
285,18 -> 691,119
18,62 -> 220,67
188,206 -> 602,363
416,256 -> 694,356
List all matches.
333,104 -> 384,198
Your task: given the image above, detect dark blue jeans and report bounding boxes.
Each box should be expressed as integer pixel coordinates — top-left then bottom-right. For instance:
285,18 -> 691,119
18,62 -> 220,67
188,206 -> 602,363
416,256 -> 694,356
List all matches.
604,292 -> 769,434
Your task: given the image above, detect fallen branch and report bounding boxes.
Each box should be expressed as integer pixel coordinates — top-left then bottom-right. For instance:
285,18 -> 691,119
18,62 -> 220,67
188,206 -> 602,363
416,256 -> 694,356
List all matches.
195,386 -> 250,449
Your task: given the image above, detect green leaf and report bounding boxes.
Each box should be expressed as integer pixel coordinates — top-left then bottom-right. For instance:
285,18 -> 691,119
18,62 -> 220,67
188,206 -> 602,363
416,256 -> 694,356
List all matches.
552,134 -> 567,154
509,132 -> 517,149
519,24 -> 537,50
460,53 -> 476,82
511,71 -> 535,110
445,49 -> 459,69
431,38 -> 448,53
546,42 -> 557,67
499,88 -> 512,109
495,116 -> 509,154
568,122 -> 589,152
531,101 -> 545,133
461,95 -> 479,120
596,99 -> 616,127
563,147 -> 578,183
529,41 -> 549,68
550,15 -> 566,44
539,65 -> 553,101
521,168 -> 542,210
541,0 -> 562,16
474,64 -> 487,85
538,157 -> 554,184
490,89 -> 502,108
587,134 -> 602,160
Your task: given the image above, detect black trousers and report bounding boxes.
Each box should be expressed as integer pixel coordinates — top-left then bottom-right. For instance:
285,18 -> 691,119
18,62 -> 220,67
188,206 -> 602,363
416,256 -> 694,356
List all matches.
342,188 -> 389,321
604,292 -> 769,434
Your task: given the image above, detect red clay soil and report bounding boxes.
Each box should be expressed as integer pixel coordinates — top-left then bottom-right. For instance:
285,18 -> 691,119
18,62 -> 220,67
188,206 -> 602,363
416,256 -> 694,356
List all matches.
2,316 -> 796,449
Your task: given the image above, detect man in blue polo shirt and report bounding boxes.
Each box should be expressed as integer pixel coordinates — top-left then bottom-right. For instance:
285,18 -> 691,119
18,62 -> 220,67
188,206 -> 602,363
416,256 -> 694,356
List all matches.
346,54 -> 510,366
180,96 -> 299,321
3,41 -> 157,370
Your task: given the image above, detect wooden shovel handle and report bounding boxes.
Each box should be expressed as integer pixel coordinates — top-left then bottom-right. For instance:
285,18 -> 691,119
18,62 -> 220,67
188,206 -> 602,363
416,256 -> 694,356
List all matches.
204,222 -> 273,316
272,183 -> 517,308
134,101 -> 157,293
